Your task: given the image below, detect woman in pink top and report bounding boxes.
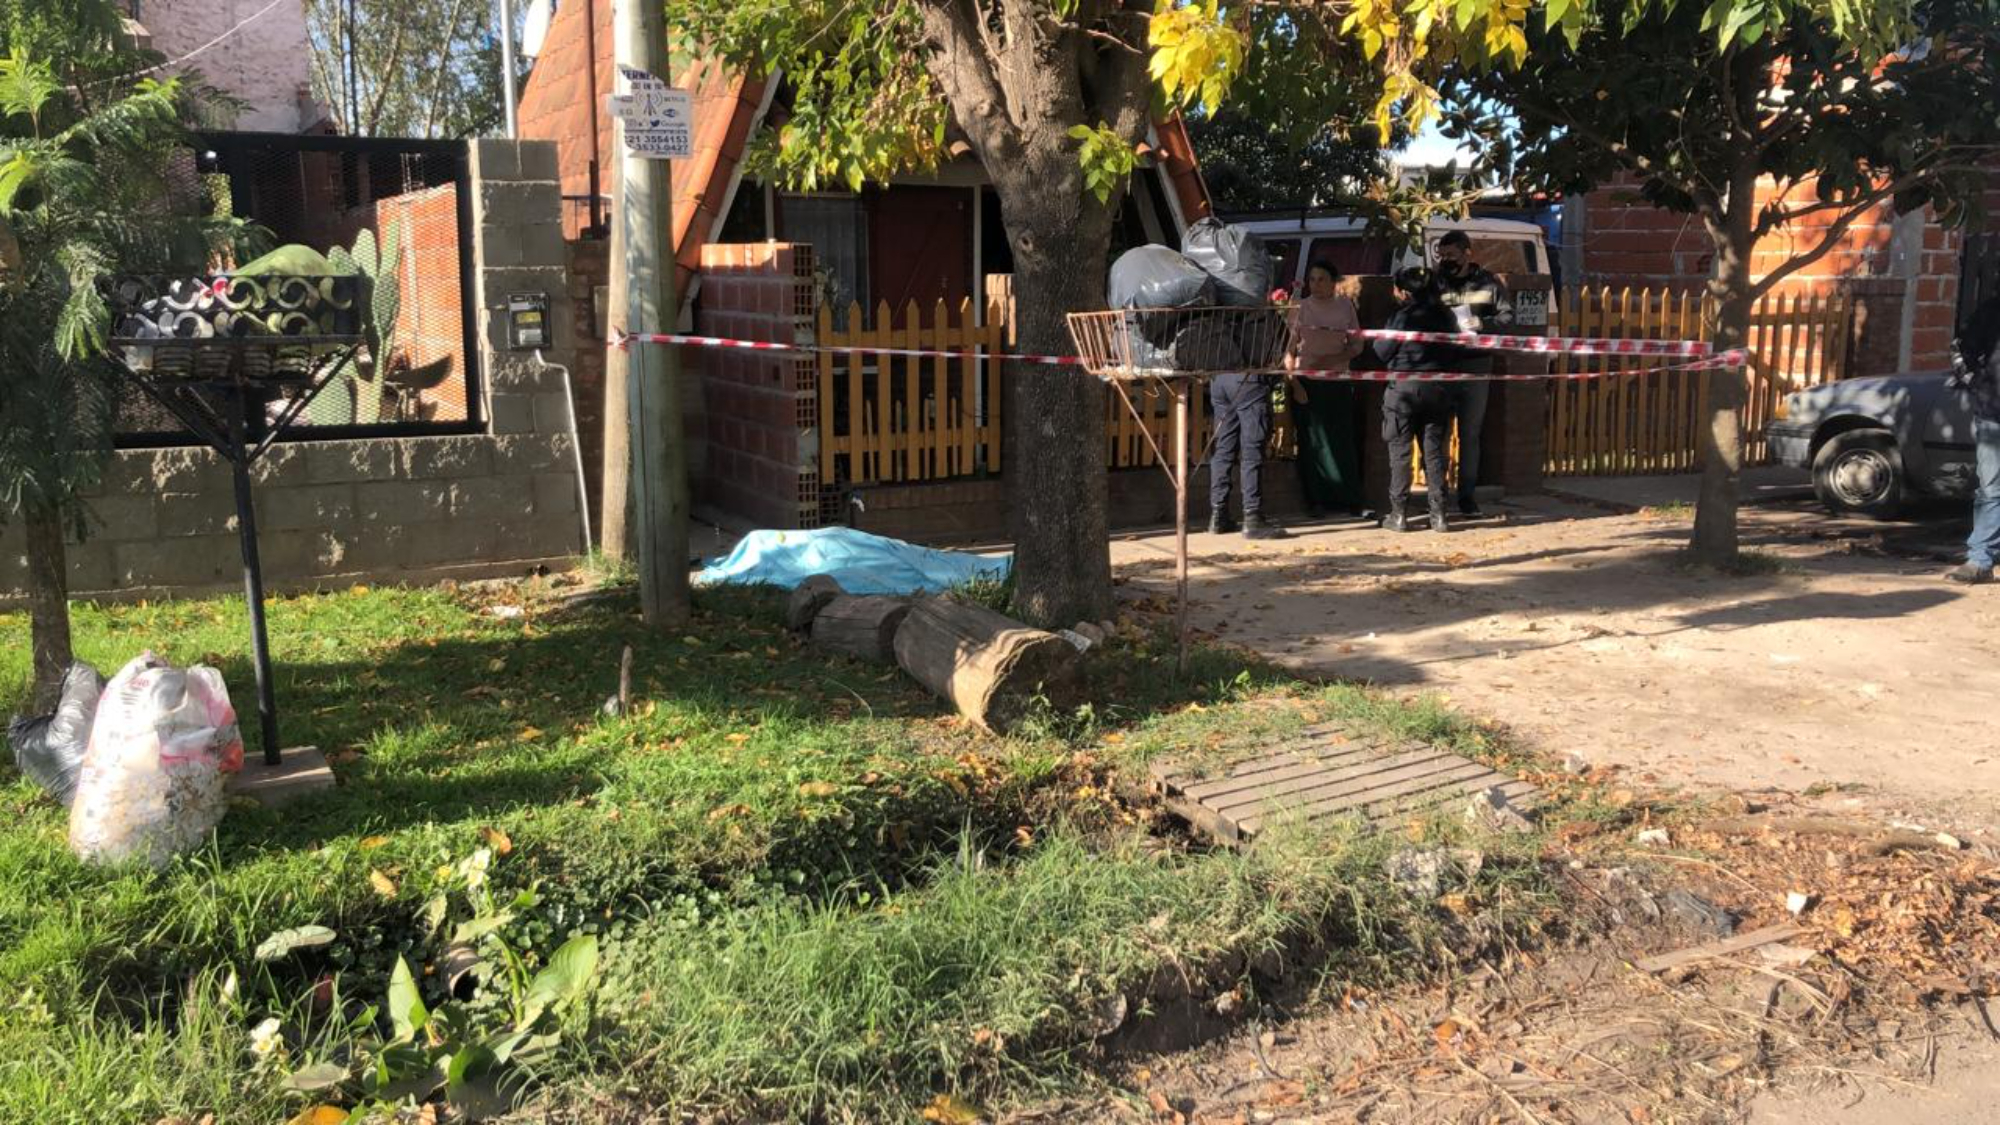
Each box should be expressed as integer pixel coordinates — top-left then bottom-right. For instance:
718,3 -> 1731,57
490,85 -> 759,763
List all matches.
1287,261 -> 1365,517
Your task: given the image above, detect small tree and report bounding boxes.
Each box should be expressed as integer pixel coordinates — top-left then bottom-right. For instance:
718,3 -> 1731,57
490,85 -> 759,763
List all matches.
1337,0 -> 2000,563
1,24 -> 233,708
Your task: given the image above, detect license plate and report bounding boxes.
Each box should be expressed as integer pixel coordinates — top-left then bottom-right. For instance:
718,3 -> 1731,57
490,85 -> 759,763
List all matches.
1513,291 -> 1549,328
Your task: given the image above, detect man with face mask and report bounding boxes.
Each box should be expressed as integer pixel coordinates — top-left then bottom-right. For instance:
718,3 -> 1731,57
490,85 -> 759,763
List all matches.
1434,231 -> 1508,517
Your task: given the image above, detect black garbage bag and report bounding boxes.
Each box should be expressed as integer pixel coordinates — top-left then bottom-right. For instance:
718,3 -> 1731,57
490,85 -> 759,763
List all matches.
1181,217 -> 1274,308
7,661 -> 105,806
1170,315 -> 1246,372
1108,245 -> 1216,310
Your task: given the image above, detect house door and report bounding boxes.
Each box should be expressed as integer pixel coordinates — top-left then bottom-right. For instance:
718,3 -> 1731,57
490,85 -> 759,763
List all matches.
866,186 -> 973,312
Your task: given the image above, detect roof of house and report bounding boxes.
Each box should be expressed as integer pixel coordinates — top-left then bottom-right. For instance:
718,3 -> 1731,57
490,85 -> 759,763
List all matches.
517,0 -> 1211,300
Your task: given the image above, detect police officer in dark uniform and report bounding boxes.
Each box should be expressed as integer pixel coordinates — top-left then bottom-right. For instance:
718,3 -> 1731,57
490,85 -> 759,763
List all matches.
1207,357 -> 1288,540
1434,230 -> 1508,517
1374,267 -> 1470,532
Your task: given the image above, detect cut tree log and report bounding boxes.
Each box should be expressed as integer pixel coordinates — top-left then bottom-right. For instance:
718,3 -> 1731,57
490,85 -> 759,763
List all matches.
893,597 -> 1084,733
810,595 -> 912,663
786,575 -> 845,631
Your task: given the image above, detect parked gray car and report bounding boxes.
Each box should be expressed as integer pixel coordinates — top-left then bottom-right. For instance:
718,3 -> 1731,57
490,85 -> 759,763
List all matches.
1766,372 -> 1980,518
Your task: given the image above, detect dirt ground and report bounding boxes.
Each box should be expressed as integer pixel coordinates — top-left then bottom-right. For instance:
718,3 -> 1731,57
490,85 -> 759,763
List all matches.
1094,472 -> 2000,1123
1111,472 -> 2000,833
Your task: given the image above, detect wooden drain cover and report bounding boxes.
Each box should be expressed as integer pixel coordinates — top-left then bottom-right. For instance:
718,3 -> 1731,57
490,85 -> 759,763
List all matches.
1148,724 -> 1538,845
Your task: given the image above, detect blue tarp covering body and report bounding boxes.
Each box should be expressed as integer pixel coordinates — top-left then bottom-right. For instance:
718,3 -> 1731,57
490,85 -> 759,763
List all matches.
696,528 -> 1011,596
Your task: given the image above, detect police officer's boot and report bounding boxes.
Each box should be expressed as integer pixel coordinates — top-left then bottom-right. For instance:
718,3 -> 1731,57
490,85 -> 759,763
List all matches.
1381,505 -> 1414,533
1242,511 -> 1290,540
1428,498 -> 1451,534
1208,507 -> 1238,535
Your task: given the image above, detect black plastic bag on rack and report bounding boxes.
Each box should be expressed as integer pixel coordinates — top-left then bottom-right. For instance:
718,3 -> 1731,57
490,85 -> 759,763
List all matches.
1180,217 -> 1275,308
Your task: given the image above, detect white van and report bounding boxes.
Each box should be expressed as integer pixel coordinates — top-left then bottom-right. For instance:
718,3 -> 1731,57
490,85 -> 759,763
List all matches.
1234,216 -> 1551,287
1234,215 -> 1552,327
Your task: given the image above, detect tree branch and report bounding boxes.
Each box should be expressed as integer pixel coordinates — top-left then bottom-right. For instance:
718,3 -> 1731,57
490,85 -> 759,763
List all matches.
916,0 -> 1023,160
1749,160 -> 1998,300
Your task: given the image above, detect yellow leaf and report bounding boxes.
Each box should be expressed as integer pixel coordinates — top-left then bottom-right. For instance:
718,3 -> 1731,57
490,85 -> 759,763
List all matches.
359,835 -> 391,850
487,658 -> 506,672
286,1108 -> 350,1125
798,781 -> 839,798
369,869 -> 398,898
516,726 -> 544,742
920,1093 -> 983,1125
726,732 -> 751,745
1102,732 -> 1126,744
478,825 -> 514,856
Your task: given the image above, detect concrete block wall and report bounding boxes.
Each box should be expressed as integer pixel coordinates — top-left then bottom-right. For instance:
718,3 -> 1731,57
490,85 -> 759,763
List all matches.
0,140 -> 584,605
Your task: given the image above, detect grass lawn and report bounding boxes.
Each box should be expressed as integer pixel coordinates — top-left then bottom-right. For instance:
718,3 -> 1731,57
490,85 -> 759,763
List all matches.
0,577 -> 1559,1124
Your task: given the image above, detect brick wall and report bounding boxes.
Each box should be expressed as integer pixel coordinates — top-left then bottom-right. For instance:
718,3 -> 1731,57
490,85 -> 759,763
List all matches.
564,239 -> 611,521
149,0 -> 317,132
1575,178 -> 1964,371
0,141 -> 585,604
693,243 -> 819,530
378,184 -> 470,419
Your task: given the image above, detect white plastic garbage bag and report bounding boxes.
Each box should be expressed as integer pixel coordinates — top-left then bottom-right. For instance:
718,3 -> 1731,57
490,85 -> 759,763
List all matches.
68,652 -> 245,867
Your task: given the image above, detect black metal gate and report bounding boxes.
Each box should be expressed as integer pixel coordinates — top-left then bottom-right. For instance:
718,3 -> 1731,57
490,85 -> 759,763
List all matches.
116,132 -> 483,445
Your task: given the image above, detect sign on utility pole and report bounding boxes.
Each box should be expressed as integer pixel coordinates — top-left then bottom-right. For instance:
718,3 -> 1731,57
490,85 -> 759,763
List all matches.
613,0 -> 691,627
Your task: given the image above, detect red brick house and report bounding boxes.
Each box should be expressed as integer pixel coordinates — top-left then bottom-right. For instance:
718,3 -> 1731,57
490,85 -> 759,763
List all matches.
516,0 -> 1215,532
1562,177 -> 2000,375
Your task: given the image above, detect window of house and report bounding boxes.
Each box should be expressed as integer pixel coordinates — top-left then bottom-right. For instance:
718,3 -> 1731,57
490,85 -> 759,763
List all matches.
778,193 -> 869,327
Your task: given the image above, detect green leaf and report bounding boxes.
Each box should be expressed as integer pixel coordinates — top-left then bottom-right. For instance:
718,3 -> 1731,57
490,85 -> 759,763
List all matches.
283,1061 -> 351,1093
254,925 -> 337,962
1066,125 -> 1093,140
388,956 -> 428,1041
451,911 -> 515,946
445,1045 -> 512,1118
521,935 -> 599,1025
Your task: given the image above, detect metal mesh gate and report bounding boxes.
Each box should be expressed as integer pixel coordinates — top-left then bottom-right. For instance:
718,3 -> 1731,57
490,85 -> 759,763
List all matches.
115,132 -> 482,445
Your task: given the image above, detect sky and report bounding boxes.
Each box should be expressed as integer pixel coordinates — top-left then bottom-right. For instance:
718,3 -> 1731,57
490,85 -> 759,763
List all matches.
1399,121 -> 1478,167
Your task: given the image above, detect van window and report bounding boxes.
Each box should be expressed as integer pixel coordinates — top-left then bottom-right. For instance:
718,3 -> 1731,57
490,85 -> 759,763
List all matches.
1308,237 -> 1396,279
1259,237 -> 1305,293
1433,237 -> 1540,275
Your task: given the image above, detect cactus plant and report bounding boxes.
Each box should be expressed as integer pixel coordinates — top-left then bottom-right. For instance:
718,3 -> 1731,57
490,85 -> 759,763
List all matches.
324,223 -> 404,425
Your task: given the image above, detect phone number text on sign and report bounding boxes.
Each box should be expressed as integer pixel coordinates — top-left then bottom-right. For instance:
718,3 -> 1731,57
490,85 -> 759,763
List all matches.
611,66 -> 692,160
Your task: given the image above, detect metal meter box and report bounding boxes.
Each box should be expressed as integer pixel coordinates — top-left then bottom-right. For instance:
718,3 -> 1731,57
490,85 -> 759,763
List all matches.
507,293 -> 550,350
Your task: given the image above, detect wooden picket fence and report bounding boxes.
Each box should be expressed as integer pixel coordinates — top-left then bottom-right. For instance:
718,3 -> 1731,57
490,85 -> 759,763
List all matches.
816,300 -> 1008,486
1544,286 -> 1852,476
818,297 -> 1297,485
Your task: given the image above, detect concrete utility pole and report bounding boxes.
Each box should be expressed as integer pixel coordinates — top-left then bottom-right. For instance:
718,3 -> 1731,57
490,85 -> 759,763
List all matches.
613,0 -> 691,625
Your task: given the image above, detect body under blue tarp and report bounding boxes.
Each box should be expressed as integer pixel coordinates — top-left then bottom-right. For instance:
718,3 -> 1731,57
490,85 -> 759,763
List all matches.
696,528 -> 1010,596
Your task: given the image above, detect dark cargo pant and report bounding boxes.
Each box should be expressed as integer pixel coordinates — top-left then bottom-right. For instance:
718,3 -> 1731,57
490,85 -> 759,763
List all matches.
1383,382 -> 1455,514
1208,373 -> 1274,517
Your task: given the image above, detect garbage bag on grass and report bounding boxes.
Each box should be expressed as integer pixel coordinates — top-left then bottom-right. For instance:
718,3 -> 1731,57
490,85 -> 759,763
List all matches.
6,661 -> 105,806
1181,217 -> 1274,308
68,652 -> 244,868
696,528 -> 1010,596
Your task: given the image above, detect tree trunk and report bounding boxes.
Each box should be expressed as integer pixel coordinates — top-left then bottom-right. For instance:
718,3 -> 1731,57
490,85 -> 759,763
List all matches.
893,596 -> 1084,733
992,152 -> 1119,627
1689,57 -> 1766,568
809,595 -> 913,663
23,503 -> 73,715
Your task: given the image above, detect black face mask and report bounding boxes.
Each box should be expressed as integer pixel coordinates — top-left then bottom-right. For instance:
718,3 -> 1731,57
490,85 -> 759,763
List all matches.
1440,258 -> 1467,278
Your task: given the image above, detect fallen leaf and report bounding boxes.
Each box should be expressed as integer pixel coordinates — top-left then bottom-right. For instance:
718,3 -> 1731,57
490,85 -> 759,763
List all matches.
1102,732 -> 1126,744
1014,826 -> 1034,847
478,825 -> 513,856
798,781 -> 838,798
726,732 -> 751,745
368,869 -> 398,898
1146,1090 -> 1175,1119
1439,892 -> 1473,917
358,835 -> 390,850
708,803 -> 752,822
487,658 -> 506,672
284,1106 -> 349,1125
920,1093 -> 983,1124
1432,1018 -> 1463,1050
516,726 -> 544,742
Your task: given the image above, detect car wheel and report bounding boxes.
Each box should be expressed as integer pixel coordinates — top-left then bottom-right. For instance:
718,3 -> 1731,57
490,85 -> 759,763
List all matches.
1811,429 -> 1903,519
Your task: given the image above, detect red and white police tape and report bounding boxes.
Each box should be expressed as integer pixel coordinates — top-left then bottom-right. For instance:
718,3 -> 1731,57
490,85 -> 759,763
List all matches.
615,330 -> 1745,382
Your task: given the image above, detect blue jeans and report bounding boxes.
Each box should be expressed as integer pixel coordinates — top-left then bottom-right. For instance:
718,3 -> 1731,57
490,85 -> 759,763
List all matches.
1971,416 -> 2000,569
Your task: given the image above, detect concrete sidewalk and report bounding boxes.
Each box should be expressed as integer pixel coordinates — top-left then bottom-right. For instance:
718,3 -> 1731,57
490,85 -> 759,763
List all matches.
1544,465 -> 1813,510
